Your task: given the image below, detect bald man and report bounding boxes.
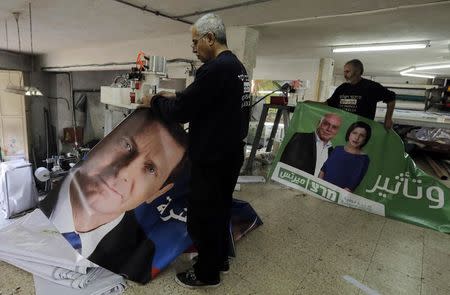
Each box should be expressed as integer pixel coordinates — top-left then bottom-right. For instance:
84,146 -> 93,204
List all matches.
327,59 -> 396,129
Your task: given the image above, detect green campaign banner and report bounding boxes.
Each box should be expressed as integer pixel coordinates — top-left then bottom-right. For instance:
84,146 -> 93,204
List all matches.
270,102 -> 450,232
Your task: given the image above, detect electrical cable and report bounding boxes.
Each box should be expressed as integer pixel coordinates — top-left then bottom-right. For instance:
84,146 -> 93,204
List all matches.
13,13 -> 20,52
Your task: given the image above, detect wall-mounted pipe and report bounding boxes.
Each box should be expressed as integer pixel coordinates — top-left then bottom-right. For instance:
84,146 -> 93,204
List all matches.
113,0 -> 272,24
41,62 -> 134,72
112,0 -> 193,25
173,0 -> 272,18
47,96 -> 70,110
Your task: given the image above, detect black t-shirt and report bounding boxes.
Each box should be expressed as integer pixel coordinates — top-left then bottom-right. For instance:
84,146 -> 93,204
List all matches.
326,78 -> 396,120
152,50 -> 250,162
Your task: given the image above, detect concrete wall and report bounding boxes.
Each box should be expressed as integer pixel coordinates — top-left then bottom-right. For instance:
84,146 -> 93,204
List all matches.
39,33 -> 192,71
48,70 -> 128,153
253,57 -> 321,101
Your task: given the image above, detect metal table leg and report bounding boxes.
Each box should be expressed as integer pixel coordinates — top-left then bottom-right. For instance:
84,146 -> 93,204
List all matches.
244,104 -> 269,173
282,109 -> 290,134
266,109 -> 282,152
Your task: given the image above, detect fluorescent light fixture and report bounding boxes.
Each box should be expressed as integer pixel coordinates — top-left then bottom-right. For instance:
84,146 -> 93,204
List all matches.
399,63 -> 450,78
400,67 -> 415,75
401,73 -> 435,79
415,63 -> 450,71
333,41 -> 429,53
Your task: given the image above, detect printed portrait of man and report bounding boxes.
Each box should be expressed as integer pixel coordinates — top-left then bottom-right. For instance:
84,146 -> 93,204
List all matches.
279,113 -> 342,177
39,108 -> 188,283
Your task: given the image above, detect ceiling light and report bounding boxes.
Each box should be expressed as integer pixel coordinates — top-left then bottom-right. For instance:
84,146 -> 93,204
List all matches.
6,86 -> 43,96
401,73 -> 435,79
415,64 -> 450,71
6,3 -> 43,97
25,86 -> 43,96
333,41 -> 429,53
399,63 -> 450,78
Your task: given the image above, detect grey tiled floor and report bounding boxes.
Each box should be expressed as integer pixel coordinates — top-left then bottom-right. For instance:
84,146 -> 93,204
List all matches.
127,182 -> 450,295
1,182 -> 450,294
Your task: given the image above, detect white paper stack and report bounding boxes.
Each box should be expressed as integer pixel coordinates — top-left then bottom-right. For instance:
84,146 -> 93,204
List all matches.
0,159 -> 38,218
0,209 -> 126,295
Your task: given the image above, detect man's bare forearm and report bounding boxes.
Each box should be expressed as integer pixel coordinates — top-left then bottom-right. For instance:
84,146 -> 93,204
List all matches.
385,100 -> 395,121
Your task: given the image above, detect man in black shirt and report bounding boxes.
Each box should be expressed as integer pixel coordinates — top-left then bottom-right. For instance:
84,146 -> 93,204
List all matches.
326,59 -> 396,129
143,13 -> 250,288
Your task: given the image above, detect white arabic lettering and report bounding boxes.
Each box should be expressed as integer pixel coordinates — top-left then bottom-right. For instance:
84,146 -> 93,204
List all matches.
366,173 -> 445,209
366,176 -> 401,196
426,187 -> 444,209
402,178 -> 422,200
160,208 -> 187,222
157,196 -> 188,222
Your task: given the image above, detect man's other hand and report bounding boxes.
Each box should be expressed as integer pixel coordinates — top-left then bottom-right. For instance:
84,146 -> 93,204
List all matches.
140,91 -> 176,108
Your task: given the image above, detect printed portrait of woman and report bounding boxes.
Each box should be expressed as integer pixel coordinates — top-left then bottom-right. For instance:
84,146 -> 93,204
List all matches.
319,121 -> 371,192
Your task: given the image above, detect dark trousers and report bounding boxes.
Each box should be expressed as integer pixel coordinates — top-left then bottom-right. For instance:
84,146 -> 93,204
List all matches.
187,151 -> 244,283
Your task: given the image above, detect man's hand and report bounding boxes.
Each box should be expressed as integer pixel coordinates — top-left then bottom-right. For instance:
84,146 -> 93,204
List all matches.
157,91 -> 176,99
140,91 -> 176,108
384,100 -> 395,130
140,95 -> 153,108
384,117 -> 393,130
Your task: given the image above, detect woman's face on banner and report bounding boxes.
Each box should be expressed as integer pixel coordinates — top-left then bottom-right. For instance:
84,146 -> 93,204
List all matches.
348,127 -> 367,149
72,114 -> 185,215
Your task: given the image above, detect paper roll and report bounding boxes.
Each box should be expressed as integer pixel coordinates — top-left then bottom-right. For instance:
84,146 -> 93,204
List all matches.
34,167 -> 50,182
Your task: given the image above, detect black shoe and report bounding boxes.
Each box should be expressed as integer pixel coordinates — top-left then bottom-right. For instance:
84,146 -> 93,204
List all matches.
221,259 -> 230,274
191,256 -> 230,274
175,269 -> 220,289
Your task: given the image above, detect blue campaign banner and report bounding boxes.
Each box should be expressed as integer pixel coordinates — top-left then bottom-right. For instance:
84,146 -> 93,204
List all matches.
135,168 -> 263,278
39,108 -> 262,284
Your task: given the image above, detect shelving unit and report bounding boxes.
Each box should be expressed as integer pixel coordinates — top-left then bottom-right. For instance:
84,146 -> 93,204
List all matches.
384,81 -> 449,111
375,80 -> 450,128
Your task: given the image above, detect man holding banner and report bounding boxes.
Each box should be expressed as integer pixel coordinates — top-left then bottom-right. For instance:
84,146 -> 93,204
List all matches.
326,59 -> 396,129
145,13 -> 250,289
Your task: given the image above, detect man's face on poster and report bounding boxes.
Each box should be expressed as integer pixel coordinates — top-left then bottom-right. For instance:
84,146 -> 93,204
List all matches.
317,114 -> 342,142
71,111 -> 185,216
